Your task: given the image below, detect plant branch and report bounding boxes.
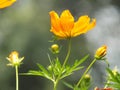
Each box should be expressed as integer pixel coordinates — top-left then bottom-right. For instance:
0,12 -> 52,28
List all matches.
76,58 -> 97,87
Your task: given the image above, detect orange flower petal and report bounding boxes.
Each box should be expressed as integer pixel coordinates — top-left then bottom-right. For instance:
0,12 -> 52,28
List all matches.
72,15 -> 91,37
49,11 -> 60,31
50,27 -> 67,38
85,19 -> 96,31
0,0 -> 16,9
49,11 -> 67,38
59,10 -> 74,37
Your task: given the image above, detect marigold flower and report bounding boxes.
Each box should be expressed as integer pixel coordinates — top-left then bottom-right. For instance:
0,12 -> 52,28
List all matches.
0,0 -> 16,9
49,10 -> 96,39
95,45 -> 107,60
6,51 -> 24,66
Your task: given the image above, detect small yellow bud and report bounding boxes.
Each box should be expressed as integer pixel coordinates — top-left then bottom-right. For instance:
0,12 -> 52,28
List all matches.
84,74 -> 91,82
6,51 -> 24,67
112,66 -> 119,76
51,44 -> 59,54
95,45 -> 107,60
47,65 -> 52,71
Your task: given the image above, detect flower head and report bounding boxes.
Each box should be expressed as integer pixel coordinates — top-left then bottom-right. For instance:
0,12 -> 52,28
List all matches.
6,51 -> 24,67
95,45 -> 107,60
0,0 -> 16,9
49,10 -> 96,39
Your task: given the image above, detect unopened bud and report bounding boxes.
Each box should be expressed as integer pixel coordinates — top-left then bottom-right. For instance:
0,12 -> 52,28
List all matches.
47,65 -> 52,72
84,74 -> 91,82
51,44 -> 59,54
112,66 -> 119,76
95,45 -> 107,60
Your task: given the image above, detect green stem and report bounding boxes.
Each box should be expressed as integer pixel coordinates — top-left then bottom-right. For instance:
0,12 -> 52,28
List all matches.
15,65 -> 19,90
62,39 -> 71,68
53,81 -> 57,90
53,39 -> 72,90
76,58 -> 97,87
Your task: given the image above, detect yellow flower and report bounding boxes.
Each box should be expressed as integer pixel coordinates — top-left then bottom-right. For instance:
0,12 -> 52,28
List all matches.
95,45 -> 107,60
49,10 -> 96,39
6,51 -> 24,66
0,0 -> 16,9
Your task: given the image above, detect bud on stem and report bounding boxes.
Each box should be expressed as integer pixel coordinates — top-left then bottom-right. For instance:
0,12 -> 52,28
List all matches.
51,44 -> 59,54
95,45 -> 107,60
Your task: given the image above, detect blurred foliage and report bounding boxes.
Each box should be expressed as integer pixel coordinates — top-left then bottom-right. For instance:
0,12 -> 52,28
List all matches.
106,68 -> 120,89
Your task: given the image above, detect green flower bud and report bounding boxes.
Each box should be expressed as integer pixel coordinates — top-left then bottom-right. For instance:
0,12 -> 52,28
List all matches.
51,44 -> 59,54
112,66 -> 119,76
84,74 -> 91,82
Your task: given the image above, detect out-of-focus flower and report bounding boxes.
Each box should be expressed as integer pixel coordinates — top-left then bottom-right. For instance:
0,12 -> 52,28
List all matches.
94,87 -> 113,90
51,44 -> 59,54
6,51 -> 24,67
95,45 -> 107,60
49,10 -> 96,39
0,0 -> 16,9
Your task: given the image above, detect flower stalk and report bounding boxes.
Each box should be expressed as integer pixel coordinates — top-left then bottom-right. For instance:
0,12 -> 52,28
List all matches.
76,45 -> 107,87
53,39 -> 72,90
76,58 -> 97,87
6,51 -> 24,90
62,39 -> 71,68
15,65 -> 19,90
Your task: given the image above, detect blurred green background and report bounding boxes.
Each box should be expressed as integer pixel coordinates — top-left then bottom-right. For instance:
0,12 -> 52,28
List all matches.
0,0 -> 120,90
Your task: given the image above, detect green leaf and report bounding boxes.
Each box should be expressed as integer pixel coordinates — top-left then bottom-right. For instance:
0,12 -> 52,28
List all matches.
74,55 -> 89,67
106,68 -> 120,83
37,63 -> 49,74
60,55 -> 88,79
106,68 -> 120,89
55,58 -> 62,71
26,70 -> 44,76
20,70 -> 44,76
62,81 -> 73,89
